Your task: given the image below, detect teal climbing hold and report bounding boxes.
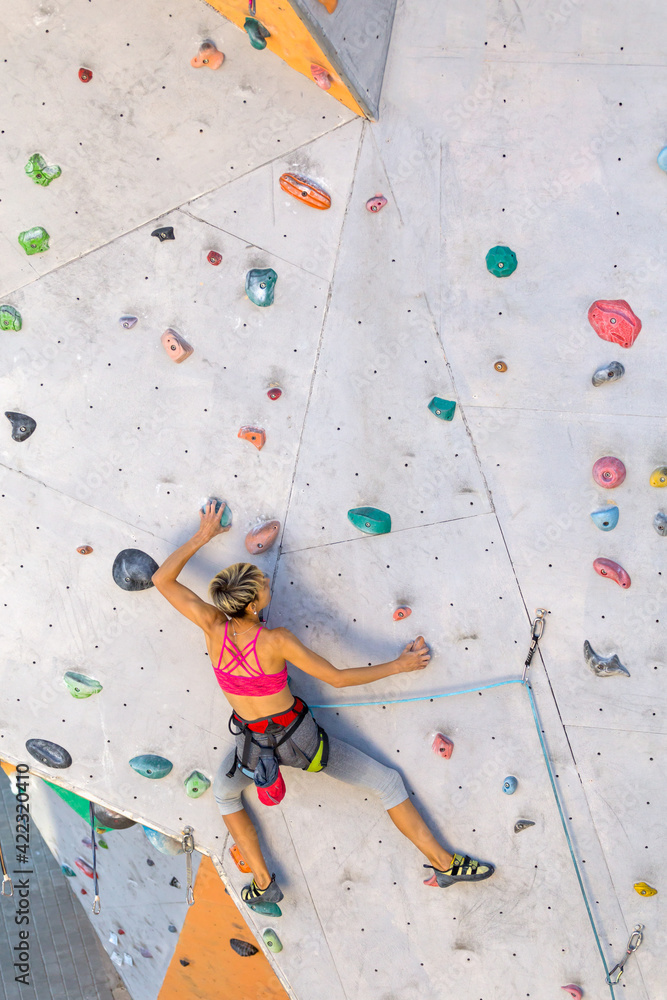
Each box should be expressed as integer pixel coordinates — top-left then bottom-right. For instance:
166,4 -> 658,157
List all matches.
61,865 -> 76,877
244,898 -> 282,917
503,775 -> 517,794
658,147 -> 667,172
202,498 -> 231,528
246,267 -> 277,307
18,227 -> 50,255
244,16 -> 271,49
347,507 -> 391,535
486,245 -> 517,277
63,671 -> 103,698
129,754 -> 173,779
262,928 -> 283,953
0,305 -> 22,331
142,826 -> 184,855
428,397 -> 456,421
590,505 -> 619,532
25,153 -> 61,186
184,771 -> 211,798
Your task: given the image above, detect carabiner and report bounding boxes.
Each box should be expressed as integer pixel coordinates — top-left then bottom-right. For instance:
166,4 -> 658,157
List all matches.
532,609 -> 547,640
92,895 -> 101,915
606,924 -> 644,985
2,873 -> 13,897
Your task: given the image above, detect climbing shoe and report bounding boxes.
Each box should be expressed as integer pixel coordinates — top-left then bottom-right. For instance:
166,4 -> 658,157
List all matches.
423,853 -> 495,887
241,873 -> 284,906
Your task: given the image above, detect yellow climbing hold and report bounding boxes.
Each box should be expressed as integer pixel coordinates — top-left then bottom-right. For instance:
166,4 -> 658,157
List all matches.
650,467 -> 667,487
634,881 -> 657,897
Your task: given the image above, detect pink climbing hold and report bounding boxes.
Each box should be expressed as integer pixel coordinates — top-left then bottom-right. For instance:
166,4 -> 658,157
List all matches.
423,872 -> 440,887
245,520 -> 280,555
366,194 -> 387,213
310,64 -> 332,90
432,733 -> 454,758
161,329 -> 193,363
593,558 -> 631,589
592,456 -> 626,489
191,42 -> 225,70
588,300 -> 641,349
561,987 -> 583,1000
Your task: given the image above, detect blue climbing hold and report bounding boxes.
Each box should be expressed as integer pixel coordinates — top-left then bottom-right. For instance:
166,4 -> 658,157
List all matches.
658,146 -> 667,172
590,505 -> 619,531
129,754 -> 173,779
427,397 -> 456,421
503,775 -> 517,795
142,826 -> 184,855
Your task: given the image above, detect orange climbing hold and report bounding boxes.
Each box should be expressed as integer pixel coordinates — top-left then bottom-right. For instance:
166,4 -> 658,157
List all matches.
245,520 -> 280,555
279,173 -> 331,210
229,845 -> 252,873
77,546 -> 93,555
161,329 -> 193,363
191,42 -> 225,69
432,733 -> 454,759
316,0 -> 337,11
393,607 -> 411,621
238,426 -> 265,450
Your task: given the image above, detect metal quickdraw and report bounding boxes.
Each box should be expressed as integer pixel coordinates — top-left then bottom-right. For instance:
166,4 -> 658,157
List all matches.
522,608 -> 547,683
0,836 -> 13,897
88,802 -> 100,914
606,924 -> 644,985
182,827 -> 195,906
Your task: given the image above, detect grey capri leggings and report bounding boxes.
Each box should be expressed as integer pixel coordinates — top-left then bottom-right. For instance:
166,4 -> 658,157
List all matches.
213,705 -> 408,816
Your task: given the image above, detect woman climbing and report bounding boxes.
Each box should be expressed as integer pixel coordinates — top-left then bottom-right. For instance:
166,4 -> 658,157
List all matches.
152,503 -> 495,907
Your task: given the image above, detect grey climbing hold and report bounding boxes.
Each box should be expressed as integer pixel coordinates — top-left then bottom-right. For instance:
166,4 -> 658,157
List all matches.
151,227 -> 175,241
246,267 -> 277,307
129,754 -> 173,779
112,548 -> 159,591
140,948 -> 153,959
653,512 -> 667,536
591,361 -> 625,386
169,876 -> 181,888
26,738 -> 72,769
63,671 -> 103,698
502,776 -> 517,794
142,826 -> 183,855
514,820 -> 535,833
584,640 -> 630,677
5,412 -> 36,442
168,925 -> 177,933
230,938 -> 258,957
119,316 -> 138,329
147,859 -> 155,866
93,803 -> 136,829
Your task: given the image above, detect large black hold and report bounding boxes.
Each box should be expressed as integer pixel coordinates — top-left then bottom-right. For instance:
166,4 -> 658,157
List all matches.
5,412 -> 36,442
26,738 -> 72,768
92,803 -> 136,829
230,938 -> 258,957
112,548 -> 159,591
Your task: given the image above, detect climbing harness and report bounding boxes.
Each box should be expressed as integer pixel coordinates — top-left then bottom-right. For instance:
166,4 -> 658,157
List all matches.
522,608 -> 547,683
182,826 -> 195,906
88,803 -> 100,914
0,837 -> 13,897
310,608 -> 617,998
226,697 -> 329,806
606,924 -> 644,985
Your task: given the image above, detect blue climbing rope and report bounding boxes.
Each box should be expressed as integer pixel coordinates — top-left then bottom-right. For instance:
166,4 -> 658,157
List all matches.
311,633 -> 615,996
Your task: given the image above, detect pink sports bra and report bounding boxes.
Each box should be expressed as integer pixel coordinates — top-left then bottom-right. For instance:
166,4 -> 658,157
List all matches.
213,621 -> 288,696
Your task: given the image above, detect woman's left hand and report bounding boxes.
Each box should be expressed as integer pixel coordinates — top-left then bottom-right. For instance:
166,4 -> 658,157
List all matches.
197,501 -> 231,542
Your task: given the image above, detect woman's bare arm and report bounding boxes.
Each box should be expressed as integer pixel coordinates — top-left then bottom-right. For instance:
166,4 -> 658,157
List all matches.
274,629 -> 430,688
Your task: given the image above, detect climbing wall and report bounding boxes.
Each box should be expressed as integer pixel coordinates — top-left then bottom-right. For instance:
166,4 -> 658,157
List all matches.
0,0 -> 665,999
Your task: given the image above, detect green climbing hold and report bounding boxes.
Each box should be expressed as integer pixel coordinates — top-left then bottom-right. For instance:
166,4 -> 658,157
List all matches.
18,226 -> 50,255
244,16 -> 271,49
184,770 -> 211,798
129,754 -> 173,779
0,305 -> 22,331
244,899 -> 282,917
63,671 -> 103,698
97,839 -> 108,849
347,507 -> 391,536
61,865 -> 76,877
427,397 -> 456,421
486,245 -> 517,277
262,928 -> 283,953
25,153 -> 61,186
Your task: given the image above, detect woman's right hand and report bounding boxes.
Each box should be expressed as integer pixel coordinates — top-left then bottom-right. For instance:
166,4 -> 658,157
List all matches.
197,501 -> 231,542
395,636 -> 431,673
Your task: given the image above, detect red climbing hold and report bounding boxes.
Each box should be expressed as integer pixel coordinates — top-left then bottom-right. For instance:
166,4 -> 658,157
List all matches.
592,456 -> 626,489
207,250 -> 222,265
161,329 -> 193,363
561,987 -> 583,1000
588,300 -> 642,349
393,606 -> 411,621
74,857 -> 95,878
593,558 -> 631,589
238,426 -> 265,450
230,845 -> 252,873
310,64 -> 332,90
366,194 -> 387,213
245,520 -> 280,555
432,733 -> 454,758
267,386 -> 282,400
77,546 -> 93,555
78,67 -> 93,82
